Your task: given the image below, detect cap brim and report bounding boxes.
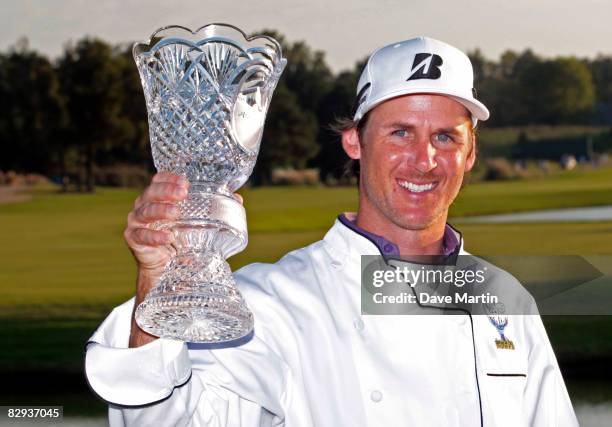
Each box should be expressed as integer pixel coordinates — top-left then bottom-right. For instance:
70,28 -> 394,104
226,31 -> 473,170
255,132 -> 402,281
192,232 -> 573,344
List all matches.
448,95 -> 490,121
355,87 -> 490,122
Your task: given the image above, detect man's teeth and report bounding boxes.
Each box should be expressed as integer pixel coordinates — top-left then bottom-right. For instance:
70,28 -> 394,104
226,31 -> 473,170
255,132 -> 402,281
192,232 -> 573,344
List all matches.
399,180 -> 436,193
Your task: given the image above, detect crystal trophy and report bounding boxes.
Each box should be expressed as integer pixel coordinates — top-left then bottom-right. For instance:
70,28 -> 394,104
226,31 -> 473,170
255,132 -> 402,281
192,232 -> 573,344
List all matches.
132,23 -> 286,343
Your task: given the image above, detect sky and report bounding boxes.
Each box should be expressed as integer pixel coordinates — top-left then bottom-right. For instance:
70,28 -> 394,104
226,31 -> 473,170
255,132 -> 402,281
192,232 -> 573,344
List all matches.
1,0 -> 611,71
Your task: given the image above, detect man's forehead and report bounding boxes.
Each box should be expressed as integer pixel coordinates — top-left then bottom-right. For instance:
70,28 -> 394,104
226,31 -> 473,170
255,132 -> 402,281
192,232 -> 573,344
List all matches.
368,93 -> 472,126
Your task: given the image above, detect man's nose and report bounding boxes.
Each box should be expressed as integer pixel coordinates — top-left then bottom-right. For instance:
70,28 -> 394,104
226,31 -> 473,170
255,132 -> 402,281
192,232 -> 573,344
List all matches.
411,138 -> 437,173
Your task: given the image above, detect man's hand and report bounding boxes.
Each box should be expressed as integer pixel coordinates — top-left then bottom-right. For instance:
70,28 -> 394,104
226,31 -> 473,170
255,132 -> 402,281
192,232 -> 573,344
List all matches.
125,172 -> 189,347
125,172 -> 189,276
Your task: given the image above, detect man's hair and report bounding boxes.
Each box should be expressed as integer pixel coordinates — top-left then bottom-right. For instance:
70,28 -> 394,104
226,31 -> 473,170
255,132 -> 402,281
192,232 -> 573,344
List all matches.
330,110 -> 476,179
329,112 -> 371,180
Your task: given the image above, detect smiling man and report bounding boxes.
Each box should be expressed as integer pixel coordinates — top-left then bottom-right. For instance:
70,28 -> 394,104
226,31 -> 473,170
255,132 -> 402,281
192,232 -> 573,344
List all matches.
343,93 -> 476,254
85,37 -> 578,426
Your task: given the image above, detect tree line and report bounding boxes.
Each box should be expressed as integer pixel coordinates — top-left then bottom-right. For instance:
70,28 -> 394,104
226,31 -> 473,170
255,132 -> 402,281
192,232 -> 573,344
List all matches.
1,33 -> 611,190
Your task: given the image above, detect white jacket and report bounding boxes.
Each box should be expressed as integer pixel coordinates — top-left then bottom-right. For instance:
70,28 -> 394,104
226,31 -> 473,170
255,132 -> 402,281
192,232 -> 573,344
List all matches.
85,219 -> 578,426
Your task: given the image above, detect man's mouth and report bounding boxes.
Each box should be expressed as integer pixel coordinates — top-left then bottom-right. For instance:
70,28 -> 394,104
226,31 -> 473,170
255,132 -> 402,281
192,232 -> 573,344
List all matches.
397,179 -> 438,193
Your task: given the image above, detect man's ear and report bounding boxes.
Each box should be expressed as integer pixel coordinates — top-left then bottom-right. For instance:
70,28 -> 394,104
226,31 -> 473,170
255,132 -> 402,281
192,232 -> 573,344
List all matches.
341,128 -> 361,160
465,132 -> 476,172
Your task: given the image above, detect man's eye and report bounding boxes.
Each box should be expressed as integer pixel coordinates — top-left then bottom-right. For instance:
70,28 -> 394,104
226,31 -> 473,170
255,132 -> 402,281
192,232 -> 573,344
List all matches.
434,133 -> 453,143
391,130 -> 408,137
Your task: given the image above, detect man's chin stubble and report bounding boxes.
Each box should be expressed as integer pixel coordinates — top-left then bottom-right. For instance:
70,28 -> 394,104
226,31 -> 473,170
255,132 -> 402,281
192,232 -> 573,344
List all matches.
388,208 -> 446,232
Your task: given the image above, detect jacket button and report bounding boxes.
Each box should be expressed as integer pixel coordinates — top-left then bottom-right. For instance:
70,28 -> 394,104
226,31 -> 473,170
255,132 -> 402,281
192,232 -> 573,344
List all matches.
370,390 -> 383,402
331,260 -> 342,268
353,318 -> 364,331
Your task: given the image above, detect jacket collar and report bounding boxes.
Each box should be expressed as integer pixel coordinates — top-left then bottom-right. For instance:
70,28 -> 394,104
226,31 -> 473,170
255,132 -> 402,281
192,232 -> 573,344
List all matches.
322,214 -> 466,268
337,213 -> 461,257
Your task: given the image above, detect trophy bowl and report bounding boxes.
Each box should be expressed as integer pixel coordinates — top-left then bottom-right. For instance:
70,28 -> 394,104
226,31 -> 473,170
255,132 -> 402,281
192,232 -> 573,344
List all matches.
132,23 -> 286,343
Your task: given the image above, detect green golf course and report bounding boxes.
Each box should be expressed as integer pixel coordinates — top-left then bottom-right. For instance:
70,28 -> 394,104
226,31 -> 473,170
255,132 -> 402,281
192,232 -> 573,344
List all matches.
1,164 -> 612,414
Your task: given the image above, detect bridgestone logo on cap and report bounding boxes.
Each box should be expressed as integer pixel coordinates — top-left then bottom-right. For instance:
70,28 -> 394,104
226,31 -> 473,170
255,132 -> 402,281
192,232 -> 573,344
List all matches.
407,53 -> 443,81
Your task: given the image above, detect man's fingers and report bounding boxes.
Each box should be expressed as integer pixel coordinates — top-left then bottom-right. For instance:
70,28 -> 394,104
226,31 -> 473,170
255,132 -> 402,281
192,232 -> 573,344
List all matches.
134,202 -> 181,223
134,175 -> 188,209
128,227 -> 173,246
142,182 -> 189,203
151,172 -> 189,186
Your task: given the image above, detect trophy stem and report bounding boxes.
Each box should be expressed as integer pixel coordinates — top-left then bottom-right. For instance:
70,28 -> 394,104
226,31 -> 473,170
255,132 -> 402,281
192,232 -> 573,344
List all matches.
168,184 -> 248,258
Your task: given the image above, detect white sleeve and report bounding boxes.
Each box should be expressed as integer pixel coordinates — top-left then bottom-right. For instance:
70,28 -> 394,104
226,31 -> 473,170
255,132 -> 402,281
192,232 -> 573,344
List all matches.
522,312 -> 579,427
85,298 -> 286,427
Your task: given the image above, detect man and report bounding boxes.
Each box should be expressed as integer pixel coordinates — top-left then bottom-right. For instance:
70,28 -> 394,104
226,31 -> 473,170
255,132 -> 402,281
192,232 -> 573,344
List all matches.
85,37 -> 578,426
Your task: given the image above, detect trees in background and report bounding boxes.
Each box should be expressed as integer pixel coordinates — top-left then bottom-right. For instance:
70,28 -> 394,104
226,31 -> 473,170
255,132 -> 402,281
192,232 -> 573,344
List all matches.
255,84 -> 318,184
315,60 -> 365,181
57,39 -> 127,192
519,57 -> 595,124
252,30 -> 328,184
590,56 -> 612,103
1,34 -> 611,188
470,49 -> 598,127
0,39 -> 67,175
104,46 -> 149,166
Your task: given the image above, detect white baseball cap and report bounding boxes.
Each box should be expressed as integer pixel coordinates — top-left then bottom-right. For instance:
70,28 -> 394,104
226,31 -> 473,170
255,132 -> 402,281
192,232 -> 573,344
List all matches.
353,36 -> 490,125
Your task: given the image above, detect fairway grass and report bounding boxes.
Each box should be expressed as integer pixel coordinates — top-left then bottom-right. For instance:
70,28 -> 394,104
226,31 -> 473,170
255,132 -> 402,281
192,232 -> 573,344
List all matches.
453,164 -> 612,217
2,167 -> 612,306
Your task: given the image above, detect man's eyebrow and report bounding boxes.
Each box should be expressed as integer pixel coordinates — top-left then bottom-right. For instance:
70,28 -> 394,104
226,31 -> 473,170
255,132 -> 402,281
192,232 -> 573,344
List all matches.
436,127 -> 464,135
382,122 -> 417,129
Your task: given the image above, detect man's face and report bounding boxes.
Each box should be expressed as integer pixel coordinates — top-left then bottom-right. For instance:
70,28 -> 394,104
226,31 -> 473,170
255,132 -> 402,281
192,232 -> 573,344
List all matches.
343,94 -> 476,231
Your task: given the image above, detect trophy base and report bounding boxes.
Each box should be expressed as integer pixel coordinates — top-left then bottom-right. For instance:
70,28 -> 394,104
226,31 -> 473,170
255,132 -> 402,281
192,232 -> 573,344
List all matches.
135,290 -> 254,343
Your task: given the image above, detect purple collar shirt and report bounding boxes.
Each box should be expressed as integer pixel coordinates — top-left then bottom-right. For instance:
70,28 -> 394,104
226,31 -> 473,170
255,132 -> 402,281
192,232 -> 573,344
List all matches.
337,213 -> 461,260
